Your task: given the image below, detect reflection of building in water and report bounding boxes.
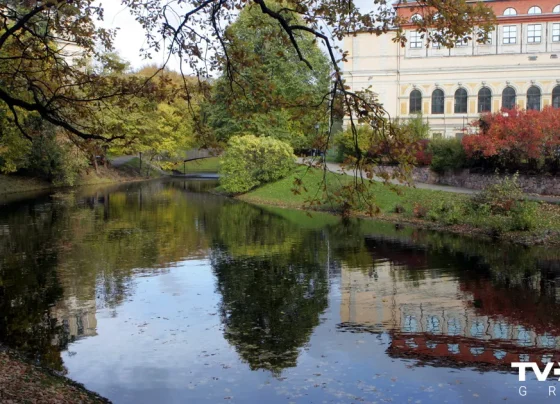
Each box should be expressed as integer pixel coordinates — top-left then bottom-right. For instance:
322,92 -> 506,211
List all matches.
52,297 -> 97,342
340,261 -> 560,367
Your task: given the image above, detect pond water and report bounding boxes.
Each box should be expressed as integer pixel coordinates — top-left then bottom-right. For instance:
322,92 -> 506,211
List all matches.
1,179 -> 560,403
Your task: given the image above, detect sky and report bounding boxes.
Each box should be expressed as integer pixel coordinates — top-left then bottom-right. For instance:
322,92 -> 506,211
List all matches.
98,0 -> 375,72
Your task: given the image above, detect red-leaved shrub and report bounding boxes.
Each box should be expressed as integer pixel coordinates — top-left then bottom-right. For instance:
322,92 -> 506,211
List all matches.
462,107 -> 560,171
414,138 -> 433,166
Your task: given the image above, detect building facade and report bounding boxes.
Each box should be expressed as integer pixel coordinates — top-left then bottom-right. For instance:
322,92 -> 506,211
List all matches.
342,0 -> 560,138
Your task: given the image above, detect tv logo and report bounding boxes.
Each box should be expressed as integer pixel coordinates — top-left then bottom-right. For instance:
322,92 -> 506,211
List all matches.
512,362 -> 560,397
511,362 -> 560,382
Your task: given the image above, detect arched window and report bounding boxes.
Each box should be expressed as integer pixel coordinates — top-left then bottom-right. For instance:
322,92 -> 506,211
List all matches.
527,86 -> 541,111
554,5 -> 560,12
503,7 -> 517,15
431,89 -> 445,114
409,89 -> 422,113
502,87 -> 516,110
528,6 -> 542,14
410,13 -> 422,22
454,88 -> 468,114
552,85 -> 560,108
478,87 -> 492,113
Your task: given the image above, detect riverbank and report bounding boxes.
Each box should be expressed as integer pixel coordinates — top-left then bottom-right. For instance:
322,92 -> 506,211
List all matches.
237,167 -> 560,245
0,347 -> 109,403
0,162 -> 155,197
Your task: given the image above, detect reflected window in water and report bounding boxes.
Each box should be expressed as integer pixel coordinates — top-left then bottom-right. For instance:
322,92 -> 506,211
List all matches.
538,334 -> 557,348
406,338 -> 418,349
470,320 -> 485,338
447,317 -> 462,336
519,354 -> 530,362
517,326 -> 533,347
470,347 -> 485,356
493,322 -> 509,340
426,340 -> 437,349
403,315 -> 418,333
493,350 -> 506,360
427,315 -> 441,334
448,344 -> 460,354
542,354 -> 553,364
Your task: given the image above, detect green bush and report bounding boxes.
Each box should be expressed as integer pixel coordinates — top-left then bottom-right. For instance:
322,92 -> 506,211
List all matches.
219,135 -> 296,193
469,172 -> 523,215
467,173 -> 537,233
334,126 -> 377,160
427,200 -> 465,224
396,113 -> 431,141
26,134 -> 88,186
429,138 -> 466,173
510,201 -> 538,231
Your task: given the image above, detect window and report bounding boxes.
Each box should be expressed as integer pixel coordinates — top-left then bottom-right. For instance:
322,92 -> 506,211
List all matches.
484,31 -> 493,45
554,5 -> 560,13
553,23 -> 560,42
454,88 -> 468,114
528,6 -> 542,14
410,31 -> 422,48
478,88 -> 492,113
527,86 -> 541,111
503,26 -> 517,44
527,24 -> 542,43
410,13 -> 423,22
432,89 -> 445,114
553,86 -> 560,108
502,87 -> 516,109
409,90 -> 422,113
432,133 -> 443,139
503,7 -> 517,15
455,37 -> 468,47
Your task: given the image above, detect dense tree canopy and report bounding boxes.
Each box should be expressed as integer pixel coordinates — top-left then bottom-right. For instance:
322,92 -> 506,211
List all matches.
1,0 -> 494,142
208,3 -> 331,150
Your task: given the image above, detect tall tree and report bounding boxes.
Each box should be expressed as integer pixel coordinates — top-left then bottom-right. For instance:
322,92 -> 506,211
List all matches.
208,3 -> 331,150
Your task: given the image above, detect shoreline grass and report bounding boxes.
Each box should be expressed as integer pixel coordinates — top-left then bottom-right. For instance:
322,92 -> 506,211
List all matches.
183,157 -> 221,173
238,167 -> 560,245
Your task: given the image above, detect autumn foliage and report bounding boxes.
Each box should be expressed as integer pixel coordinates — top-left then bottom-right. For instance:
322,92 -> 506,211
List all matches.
462,107 -> 560,172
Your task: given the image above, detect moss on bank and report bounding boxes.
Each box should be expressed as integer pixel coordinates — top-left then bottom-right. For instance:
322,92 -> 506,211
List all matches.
0,348 -> 109,403
237,167 -> 560,245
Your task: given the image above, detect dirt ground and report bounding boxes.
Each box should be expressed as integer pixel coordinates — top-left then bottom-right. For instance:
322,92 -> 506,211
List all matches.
0,349 -> 109,404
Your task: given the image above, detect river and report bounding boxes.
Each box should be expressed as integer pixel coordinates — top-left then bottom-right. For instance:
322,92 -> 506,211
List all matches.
1,179 -> 559,403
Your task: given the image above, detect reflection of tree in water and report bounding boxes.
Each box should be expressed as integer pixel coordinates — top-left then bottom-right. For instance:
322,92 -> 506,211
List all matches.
0,201 -> 68,371
212,250 -> 328,374
209,204 -> 329,374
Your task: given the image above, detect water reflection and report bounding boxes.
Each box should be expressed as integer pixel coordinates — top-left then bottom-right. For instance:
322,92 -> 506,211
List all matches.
1,179 -> 560,401
338,234 -> 560,370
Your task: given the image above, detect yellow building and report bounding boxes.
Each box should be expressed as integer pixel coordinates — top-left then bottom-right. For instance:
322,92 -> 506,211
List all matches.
342,0 -> 560,137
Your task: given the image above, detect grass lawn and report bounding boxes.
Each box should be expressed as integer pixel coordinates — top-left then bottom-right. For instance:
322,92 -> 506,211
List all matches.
239,166 -> 560,241
118,157 -> 164,178
240,166 -> 462,213
183,157 -> 221,173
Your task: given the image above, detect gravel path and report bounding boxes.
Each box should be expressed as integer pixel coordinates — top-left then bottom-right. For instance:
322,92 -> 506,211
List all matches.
298,158 -> 560,203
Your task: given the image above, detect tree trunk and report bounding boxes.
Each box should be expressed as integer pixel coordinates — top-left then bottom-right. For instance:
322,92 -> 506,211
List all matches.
92,156 -> 98,173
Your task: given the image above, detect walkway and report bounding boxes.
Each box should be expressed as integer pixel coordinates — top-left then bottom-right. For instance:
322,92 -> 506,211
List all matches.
298,158 -> 560,203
